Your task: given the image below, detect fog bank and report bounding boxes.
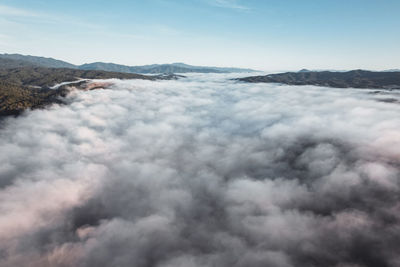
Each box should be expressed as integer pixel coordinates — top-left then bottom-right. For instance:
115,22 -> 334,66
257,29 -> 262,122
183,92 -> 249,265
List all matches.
0,74 -> 399,267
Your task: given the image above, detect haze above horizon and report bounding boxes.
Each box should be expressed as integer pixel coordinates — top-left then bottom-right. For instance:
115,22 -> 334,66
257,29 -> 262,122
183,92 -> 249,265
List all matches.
0,0 -> 399,71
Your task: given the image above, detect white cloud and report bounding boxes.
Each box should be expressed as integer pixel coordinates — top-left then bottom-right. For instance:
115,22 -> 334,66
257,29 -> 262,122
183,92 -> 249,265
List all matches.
0,4 -> 100,29
206,0 -> 250,10
0,4 -> 39,17
0,74 -> 399,266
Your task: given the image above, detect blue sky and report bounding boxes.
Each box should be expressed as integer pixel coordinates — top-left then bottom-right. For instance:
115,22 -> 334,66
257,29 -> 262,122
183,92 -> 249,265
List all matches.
0,0 -> 399,70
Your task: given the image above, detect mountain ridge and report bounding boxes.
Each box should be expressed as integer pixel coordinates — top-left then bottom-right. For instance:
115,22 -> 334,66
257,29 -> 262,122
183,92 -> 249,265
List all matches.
0,65 -> 182,117
0,54 -> 76,69
238,70 -> 400,89
0,53 -> 256,74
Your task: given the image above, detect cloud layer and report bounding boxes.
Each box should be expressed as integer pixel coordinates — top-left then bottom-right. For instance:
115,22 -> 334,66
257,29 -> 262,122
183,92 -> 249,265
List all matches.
206,0 -> 250,10
0,74 -> 399,267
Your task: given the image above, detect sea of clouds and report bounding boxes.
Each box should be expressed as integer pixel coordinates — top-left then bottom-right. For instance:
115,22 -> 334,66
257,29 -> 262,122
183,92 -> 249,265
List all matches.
0,73 -> 399,267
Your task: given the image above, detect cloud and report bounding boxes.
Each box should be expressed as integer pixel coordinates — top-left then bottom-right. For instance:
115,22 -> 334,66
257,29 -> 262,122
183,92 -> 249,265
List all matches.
0,74 -> 399,267
205,0 -> 250,10
0,4 -> 40,17
0,4 -> 101,30
148,24 -> 181,36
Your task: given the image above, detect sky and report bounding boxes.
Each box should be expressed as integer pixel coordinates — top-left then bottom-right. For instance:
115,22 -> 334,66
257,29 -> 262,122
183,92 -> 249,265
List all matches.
0,0 -> 399,71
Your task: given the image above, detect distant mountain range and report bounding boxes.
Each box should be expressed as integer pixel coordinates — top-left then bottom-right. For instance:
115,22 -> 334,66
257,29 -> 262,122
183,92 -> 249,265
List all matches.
0,54 -> 256,74
238,70 -> 400,89
0,54 -> 76,69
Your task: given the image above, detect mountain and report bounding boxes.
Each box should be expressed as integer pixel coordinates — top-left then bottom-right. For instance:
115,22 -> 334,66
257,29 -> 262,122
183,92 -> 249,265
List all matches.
298,69 -> 311,72
0,66 -> 177,87
168,63 -> 255,73
0,66 -> 181,117
79,62 -> 255,74
238,70 -> 400,89
0,54 -> 76,69
0,54 -> 256,74
79,62 -> 132,73
0,57 -> 37,69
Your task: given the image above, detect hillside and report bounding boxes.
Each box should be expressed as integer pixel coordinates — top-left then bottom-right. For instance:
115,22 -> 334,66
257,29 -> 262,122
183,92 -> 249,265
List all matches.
80,62 -> 255,74
0,58 -> 37,69
238,70 -> 400,89
0,54 -> 76,69
0,66 -> 180,116
0,53 -> 256,74
0,66 -> 161,87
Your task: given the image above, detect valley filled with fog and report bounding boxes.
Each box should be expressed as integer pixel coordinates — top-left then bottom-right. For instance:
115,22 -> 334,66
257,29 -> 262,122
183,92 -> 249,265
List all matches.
0,73 -> 399,267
